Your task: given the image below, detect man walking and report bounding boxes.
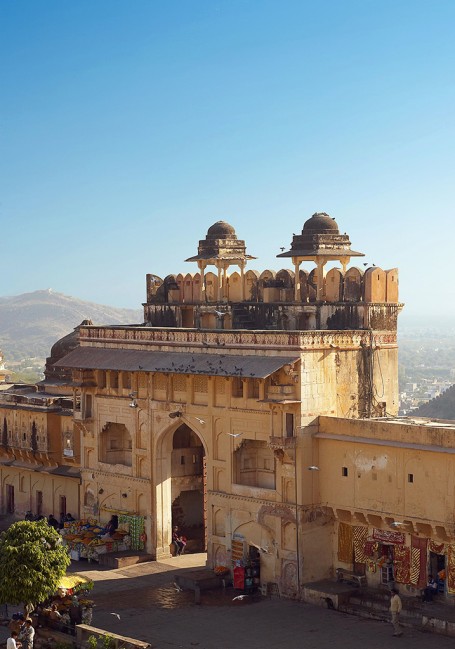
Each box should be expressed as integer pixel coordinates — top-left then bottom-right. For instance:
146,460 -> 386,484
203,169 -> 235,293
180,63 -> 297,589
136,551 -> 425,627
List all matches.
390,588 -> 403,637
21,619 -> 35,649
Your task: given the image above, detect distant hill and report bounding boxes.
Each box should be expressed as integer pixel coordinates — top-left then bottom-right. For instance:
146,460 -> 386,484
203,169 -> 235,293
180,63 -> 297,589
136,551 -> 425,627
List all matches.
0,289 -> 143,362
412,384 -> 455,421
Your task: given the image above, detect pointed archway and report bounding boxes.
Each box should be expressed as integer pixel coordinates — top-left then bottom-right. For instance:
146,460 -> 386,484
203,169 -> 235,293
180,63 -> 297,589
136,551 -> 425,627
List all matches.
154,421 -> 207,559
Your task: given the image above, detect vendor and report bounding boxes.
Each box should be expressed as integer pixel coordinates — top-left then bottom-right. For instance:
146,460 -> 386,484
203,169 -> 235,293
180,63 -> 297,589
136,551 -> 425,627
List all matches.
69,597 -> 82,626
105,515 -> 119,537
49,605 -> 61,622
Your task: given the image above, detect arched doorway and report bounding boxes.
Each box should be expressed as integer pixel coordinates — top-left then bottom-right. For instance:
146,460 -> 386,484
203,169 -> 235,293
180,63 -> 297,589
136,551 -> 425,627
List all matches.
154,421 -> 207,558
171,424 -> 206,552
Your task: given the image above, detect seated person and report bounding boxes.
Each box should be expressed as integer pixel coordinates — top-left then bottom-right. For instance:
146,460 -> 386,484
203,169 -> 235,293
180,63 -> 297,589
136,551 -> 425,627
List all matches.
47,515 -> 59,530
49,604 -> 62,621
105,515 -> 119,537
172,526 -> 187,555
423,574 -> 438,602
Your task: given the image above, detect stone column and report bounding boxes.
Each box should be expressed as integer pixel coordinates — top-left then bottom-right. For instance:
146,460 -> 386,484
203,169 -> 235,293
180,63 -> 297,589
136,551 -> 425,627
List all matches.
293,259 -> 301,302
198,262 -> 206,303
316,260 -> 326,301
216,263 -> 223,301
239,260 -> 246,301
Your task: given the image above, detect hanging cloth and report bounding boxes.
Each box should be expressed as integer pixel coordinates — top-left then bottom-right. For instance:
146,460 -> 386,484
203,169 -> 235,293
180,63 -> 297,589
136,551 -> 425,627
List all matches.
338,522 -> 353,563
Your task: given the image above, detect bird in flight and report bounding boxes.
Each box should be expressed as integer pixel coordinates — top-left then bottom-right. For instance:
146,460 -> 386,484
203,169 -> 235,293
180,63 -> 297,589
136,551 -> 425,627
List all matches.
232,594 -> 249,601
173,582 -> 183,592
226,432 -> 243,438
307,465 -> 320,471
110,613 -> 121,620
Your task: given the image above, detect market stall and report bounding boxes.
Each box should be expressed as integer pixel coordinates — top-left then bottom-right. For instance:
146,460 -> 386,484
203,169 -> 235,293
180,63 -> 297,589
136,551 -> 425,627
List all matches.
60,515 -> 146,562
38,573 -> 95,631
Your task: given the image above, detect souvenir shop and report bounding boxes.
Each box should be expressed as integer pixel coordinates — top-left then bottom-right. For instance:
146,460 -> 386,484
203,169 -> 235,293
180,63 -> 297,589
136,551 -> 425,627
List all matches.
337,522 -> 453,595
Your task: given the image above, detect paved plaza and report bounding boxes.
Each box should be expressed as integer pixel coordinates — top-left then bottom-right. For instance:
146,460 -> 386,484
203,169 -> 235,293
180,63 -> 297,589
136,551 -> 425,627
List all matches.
73,554 -> 455,649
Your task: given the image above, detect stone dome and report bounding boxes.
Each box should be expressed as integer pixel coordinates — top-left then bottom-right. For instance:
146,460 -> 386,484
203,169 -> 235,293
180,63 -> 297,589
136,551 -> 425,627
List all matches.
206,221 -> 236,239
44,320 -> 93,382
302,212 -> 339,234
49,329 -> 80,362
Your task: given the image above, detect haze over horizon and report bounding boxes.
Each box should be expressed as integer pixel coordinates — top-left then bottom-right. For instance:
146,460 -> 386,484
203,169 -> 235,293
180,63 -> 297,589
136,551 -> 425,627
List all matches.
2,1 -> 454,318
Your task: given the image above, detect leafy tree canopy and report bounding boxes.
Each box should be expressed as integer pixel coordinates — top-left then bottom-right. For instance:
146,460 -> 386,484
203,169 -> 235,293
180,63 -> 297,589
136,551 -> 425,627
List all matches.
0,520 -> 71,612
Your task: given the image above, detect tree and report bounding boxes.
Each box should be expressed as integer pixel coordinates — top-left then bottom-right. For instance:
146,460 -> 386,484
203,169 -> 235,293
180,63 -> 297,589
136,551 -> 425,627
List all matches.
0,520 -> 71,614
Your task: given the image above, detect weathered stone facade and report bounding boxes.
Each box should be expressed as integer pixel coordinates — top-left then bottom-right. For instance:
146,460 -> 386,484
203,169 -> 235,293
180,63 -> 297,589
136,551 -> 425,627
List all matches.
5,212 -> 451,600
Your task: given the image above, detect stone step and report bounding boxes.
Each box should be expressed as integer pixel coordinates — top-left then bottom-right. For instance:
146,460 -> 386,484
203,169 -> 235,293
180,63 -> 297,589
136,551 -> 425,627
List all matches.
98,551 -> 154,568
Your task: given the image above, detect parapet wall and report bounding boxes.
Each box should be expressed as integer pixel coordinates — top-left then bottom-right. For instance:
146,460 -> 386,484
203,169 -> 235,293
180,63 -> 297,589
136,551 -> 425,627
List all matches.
146,265 -> 399,305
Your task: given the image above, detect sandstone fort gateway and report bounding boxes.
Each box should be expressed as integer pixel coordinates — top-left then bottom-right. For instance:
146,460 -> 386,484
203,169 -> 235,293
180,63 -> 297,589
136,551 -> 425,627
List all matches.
1,213 -> 453,599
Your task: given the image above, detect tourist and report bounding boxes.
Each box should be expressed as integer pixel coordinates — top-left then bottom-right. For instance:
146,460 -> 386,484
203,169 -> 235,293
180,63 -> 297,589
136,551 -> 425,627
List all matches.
390,588 -> 403,637
7,631 -> 21,649
20,619 -> 34,649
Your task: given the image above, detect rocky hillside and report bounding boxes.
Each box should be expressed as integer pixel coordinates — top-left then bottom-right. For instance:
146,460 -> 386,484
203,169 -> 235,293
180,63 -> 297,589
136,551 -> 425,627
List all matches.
412,384 -> 455,421
0,290 -> 143,362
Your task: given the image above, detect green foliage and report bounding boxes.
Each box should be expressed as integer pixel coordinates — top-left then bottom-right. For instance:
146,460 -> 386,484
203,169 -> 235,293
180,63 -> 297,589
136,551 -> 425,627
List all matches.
86,636 -> 98,649
101,635 -> 115,649
0,520 -> 70,611
86,634 -> 115,649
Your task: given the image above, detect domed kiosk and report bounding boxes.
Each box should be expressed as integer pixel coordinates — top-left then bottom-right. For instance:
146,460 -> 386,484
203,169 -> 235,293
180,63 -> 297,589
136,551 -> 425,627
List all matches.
277,212 -> 364,301
186,221 -> 256,301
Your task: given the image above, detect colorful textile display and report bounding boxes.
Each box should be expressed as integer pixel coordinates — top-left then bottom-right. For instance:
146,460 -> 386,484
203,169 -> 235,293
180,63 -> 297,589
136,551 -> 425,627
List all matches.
364,541 -> 378,558
367,559 -> 377,573
338,522 -> 353,563
411,536 -> 428,588
372,528 -> 405,544
447,544 -> 455,594
119,515 -> 146,550
429,540 -> 446,555
353,526 -> 369,563
394,544 -> 411,584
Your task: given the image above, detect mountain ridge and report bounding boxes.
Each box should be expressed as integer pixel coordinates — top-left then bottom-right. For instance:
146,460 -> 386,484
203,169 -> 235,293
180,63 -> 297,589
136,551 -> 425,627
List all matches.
0,289 -> 143,362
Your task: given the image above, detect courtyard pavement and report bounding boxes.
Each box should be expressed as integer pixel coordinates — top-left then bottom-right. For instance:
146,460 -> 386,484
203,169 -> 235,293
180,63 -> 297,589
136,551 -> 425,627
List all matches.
71,554 -> 455,649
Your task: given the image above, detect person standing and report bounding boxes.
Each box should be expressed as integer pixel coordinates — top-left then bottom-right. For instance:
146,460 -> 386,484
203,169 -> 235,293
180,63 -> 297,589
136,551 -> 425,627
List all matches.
7,631 -> 21,649
423,574 -> 438,602
390,588 -> 403,637
21,620 -> 34,649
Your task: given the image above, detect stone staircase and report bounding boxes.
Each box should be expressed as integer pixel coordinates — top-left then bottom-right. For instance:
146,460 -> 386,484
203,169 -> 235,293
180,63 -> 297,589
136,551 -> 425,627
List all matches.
304,580 -> 455,638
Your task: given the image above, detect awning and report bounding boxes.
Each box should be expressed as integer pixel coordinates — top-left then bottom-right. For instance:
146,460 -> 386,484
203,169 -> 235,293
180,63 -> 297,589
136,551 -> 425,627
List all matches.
58,574 -> 92,589
55,347 -> 299,379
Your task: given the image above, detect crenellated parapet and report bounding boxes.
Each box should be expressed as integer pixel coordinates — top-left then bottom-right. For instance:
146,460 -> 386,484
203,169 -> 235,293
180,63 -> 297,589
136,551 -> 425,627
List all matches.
144,213 -> 401,332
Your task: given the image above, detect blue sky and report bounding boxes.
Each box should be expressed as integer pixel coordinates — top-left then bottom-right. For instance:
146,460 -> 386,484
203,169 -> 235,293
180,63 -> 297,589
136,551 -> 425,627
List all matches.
1,0 -> 454,320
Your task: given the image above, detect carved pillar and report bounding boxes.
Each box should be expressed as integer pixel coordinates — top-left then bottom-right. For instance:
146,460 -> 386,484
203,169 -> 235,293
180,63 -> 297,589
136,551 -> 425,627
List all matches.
239,260 -> 246,301
293,258 -> 301,302
198,261 -> 207,303
316,260 -> 326,301
216,263 -> 223,301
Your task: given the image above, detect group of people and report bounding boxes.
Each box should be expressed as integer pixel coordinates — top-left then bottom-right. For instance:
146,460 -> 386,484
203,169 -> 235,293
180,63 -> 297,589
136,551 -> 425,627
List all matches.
7,617 -> 35,649
24,512 -> 75,529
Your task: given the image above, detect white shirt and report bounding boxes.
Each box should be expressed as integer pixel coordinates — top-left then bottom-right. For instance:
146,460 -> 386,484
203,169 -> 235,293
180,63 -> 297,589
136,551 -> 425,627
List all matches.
7,637 -> 18,649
